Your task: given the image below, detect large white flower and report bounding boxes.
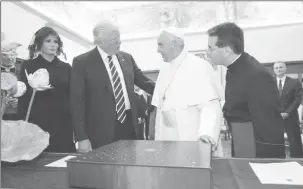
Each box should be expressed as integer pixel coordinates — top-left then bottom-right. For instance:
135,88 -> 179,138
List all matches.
25,68 -> 52,91
1,120 -> 50,163
12,81 -> 27,98
1,72 -> 17,91
24,68 -> 53,121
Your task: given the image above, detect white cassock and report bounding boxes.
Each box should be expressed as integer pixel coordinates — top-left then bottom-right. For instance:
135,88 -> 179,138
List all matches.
152,48 -> 224,156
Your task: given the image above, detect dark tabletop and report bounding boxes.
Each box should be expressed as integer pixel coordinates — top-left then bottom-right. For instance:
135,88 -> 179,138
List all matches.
69,140 -> 212,169
2,153 -> 303,189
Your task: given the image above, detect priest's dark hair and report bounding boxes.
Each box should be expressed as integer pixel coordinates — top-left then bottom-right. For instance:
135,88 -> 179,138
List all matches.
28,27 -> 66,60
207,22 -> 244,55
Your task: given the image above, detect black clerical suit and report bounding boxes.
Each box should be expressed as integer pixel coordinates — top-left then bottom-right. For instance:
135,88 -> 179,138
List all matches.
224,52 -> 285,158
278,76 -> 303,157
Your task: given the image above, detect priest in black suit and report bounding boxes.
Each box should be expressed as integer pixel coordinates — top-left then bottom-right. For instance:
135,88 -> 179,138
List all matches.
70,20 -> 155,153
207,22 -> 285,158
273,62 -> 303,157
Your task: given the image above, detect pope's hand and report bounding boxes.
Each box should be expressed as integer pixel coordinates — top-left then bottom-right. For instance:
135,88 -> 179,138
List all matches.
199,135 -> 215,145
200,135 -> 217,152
78,139 -> 92,153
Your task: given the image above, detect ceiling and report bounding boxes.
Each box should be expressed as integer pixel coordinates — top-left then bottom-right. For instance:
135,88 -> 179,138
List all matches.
22,1 -> 303,43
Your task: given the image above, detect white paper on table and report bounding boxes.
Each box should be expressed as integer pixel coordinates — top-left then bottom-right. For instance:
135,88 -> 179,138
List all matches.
45,155 -> 76,168
249,161 -> 303,185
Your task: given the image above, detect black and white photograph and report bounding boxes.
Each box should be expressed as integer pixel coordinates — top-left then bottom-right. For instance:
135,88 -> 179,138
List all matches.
1,1 -> 303,188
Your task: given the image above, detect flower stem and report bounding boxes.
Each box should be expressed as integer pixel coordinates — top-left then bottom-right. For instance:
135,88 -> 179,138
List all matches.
25,89 -> 36,122
0,92 -> 8,119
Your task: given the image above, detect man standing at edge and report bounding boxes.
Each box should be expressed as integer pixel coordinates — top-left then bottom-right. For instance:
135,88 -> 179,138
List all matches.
70,20 -> 155,153
149,27 -> 223,156
274,62 -> 303,157
207,22 -> 285,158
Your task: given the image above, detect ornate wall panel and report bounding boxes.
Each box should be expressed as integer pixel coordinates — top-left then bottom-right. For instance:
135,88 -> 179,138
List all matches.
23,1 -> 303,39
235,2 -> 303,25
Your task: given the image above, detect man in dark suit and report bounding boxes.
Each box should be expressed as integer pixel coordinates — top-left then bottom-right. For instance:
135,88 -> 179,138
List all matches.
207,22 -> 285,158
273,62 -> 303,157
70,20 -> 155,153
1,38 -> 22,120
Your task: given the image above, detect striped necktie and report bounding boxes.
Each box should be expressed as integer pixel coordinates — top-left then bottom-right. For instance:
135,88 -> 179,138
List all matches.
108,55 -> 127,123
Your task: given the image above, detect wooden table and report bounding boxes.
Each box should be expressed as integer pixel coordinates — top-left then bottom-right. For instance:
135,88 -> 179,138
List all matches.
2,142 -> 303,189
67,140 -> 212,189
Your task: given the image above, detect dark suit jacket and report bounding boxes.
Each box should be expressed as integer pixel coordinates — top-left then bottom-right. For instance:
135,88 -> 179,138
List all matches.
70,47 -> 155,149
2,61 -> 22,117
223,52 -> 284,145
279,76 -> 302,122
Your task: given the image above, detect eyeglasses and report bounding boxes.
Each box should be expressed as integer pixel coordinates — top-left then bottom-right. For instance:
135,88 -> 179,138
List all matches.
207,45 -> 221,53
1,52 -> 17,58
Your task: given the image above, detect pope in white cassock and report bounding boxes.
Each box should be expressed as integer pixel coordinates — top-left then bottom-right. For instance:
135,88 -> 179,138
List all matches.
149,27 -> 224,156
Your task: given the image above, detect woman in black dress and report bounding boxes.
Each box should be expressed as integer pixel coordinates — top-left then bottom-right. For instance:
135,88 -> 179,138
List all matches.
17,27 -> 76,153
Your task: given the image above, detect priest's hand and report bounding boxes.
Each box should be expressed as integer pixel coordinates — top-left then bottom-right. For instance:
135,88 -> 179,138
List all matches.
78,139 -> 92,153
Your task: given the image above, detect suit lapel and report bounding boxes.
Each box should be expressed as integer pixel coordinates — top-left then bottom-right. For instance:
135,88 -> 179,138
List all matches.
116,52 -> 132,96
281,77 -> 291,98
91,47 -> 114,96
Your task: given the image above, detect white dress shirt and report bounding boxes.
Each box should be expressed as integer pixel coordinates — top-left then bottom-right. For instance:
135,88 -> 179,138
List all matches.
276,75 -> 286,89
97,46 -> 131,110
152,47 -> 224,156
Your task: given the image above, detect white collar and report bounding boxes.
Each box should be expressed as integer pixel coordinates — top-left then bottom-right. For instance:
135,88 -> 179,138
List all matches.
170,47 -> 188,67
97,45 -> 110,60
277,75 -> 287,82
231,53 -> 242,64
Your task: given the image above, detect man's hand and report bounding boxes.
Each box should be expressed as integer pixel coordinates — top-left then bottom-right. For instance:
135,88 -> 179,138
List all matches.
78,139 -> 92,153
7,98 -> 18,108
281,113 -> 289,120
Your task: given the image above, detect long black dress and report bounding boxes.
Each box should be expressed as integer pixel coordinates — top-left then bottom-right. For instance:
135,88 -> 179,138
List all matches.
17,55 -> 76,153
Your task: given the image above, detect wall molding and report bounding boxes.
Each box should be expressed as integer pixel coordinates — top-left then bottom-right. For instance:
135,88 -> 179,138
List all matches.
12,2 -> 93,48
121,20 -> 303,42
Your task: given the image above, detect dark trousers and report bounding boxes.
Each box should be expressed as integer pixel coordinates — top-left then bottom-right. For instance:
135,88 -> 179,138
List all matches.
255,142 -> 285,158
284,119 -> 303,158
229,121 -> 285,158
229,122 -> 256,158
145,116 -> 149,140
137,122 -> 145,140
113,110 -> 137,141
